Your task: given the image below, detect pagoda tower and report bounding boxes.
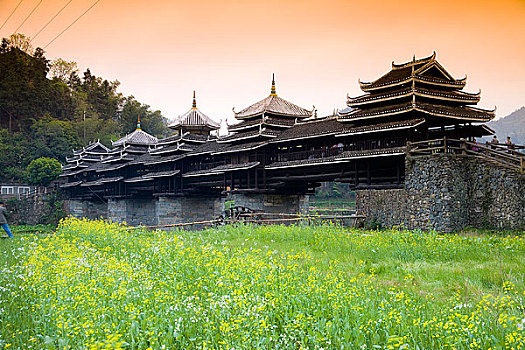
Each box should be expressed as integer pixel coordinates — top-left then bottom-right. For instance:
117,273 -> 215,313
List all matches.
151,91 -> 220,157
169,91 -> 220,136
61,117 -> 159,198
59,140 -> 111,190
339,52 -> 495,139
219,74 -> 313,145
111,115 -> 158,151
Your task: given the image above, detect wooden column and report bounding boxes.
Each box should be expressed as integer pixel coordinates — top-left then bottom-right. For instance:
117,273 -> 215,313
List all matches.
354,161 -> 359,186
366,160 -> 371,186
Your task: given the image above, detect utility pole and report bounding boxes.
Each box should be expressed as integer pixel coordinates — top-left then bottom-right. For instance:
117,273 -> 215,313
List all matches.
83,108 -> 86,142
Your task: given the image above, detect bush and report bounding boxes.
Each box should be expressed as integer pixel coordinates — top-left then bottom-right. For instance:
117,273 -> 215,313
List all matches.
26,157 -> 62,186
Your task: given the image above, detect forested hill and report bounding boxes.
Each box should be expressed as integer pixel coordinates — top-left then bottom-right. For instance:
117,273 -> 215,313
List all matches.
487,107 -> 525,145
0,34 -> 171,183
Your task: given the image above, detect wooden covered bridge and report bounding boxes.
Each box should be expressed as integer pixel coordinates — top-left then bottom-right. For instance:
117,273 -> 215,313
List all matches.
60,53 -> 524,230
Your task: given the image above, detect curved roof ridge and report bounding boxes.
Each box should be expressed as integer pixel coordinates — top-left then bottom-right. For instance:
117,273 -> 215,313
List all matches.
169,92 -> 220,130
392,51 -> 436,69
234,94 -> 312,119
294,115 -> 335,125
358,52 -> 470,90
112,128 -> 158,146
84,140 -> 110,152
169,107 -> 220,129
463,105 -> 497,114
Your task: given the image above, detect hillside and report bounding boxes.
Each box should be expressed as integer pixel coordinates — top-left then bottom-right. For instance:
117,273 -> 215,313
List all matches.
487,106 -> 525,145
0,34 -> 171,183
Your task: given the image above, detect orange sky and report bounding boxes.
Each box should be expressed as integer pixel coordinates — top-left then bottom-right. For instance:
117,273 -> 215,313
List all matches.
1,0 -> 524,125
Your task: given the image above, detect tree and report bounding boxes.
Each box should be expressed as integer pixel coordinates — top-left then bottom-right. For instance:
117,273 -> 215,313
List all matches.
80,68 -> 122,120
120,96 -> 169,138
73,114 -> 119,146
26,157 -> 62,186
30,116 -> 82,162
49,58 -> 78,84
0,34 -> 170,184
4,33 -> 34,55
0,129 -> 32,181
0,41 -> 50,131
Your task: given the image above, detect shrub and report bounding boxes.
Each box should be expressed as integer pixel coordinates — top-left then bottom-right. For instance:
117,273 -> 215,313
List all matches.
26,157 -> 61,186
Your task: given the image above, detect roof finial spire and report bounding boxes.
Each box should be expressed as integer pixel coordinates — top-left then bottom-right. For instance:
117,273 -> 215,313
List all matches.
413,54 -> 416,62
192,90 -> 197,109
136,114 -> 141,130
270,73 -> 276,95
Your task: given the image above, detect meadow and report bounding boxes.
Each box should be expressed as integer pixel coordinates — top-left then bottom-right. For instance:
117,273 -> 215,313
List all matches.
0,218 -> 524,349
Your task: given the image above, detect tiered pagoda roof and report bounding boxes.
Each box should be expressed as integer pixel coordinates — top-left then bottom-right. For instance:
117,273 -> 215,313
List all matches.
339,52 -> 495,125
70,140 -> 111,158
63,119 -> 158,184
112,117 -> 158,147
99,119 -> 157,171
221,75 -> 313,144
149,133 -> 208,156
168,91 -> 221,132
60,140 -> 111,179
152,92 -> 220,157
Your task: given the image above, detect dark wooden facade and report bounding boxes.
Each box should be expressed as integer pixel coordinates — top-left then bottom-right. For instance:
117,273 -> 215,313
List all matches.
61,54 -> 495,199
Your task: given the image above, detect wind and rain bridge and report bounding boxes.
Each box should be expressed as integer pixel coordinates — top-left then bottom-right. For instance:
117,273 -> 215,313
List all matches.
60,53 -> 524,231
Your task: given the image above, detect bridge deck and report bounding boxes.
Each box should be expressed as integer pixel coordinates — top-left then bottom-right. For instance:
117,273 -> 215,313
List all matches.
407,138 -> 525,173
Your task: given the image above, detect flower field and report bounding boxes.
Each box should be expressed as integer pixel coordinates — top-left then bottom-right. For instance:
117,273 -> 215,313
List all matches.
1,218 -> 525,349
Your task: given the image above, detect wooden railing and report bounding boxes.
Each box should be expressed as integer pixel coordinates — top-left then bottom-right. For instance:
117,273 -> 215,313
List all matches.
270,138 -> 407,163
186,160 -> 228,173
407,137 -> 525,173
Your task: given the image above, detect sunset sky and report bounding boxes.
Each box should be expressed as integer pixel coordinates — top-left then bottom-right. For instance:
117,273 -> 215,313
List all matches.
1,0 -> 524,125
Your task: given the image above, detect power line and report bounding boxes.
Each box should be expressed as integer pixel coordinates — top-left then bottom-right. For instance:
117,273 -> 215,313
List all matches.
0,0 -> 24,32
30,0 -> 74,43
44,0 -> 101,49
13,0 -> 44,34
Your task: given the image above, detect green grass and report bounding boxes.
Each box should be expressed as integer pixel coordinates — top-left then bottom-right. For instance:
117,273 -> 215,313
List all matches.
7,224 -> 55,236
309,198 -> 355,210
0,218 -> 524,349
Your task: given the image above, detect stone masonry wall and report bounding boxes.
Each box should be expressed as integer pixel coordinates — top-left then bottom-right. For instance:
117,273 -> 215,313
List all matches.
156,196 -> 225,227
125,198 -> 157,226
107,198 -> 127,224
67,199 -> 107,220
466,157 -> 525,229
107,198 -> 157,226
356,154 -> 524,232
6,195 -> 47,225
404,154 -> 471,231
354,189 -> 408,228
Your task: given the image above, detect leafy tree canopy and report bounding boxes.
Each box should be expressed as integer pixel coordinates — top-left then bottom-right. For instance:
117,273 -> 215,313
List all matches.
121,96 -> 170,138
30,115 -> 82,163
26,157 -> 62,186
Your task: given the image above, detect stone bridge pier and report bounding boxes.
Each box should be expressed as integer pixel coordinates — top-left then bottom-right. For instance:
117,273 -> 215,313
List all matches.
155,196 -> 225,226
68,198 -> 107,220
67,193 -> 309,227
